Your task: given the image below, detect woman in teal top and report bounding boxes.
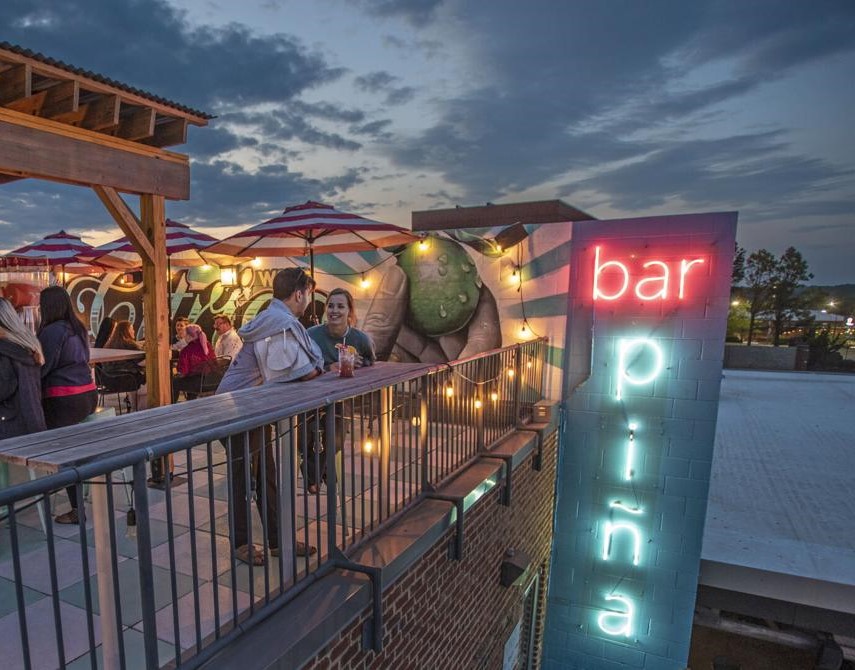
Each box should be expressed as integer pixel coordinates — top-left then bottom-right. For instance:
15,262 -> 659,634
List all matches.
307,288 -> 375,371
305,288 -> 376,492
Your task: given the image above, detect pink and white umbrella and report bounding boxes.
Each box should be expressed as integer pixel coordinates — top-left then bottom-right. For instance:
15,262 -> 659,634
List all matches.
203,200 -> 415,272
204,200 -> 415,321
82,219 -> 234,269
6,230 -> 100,275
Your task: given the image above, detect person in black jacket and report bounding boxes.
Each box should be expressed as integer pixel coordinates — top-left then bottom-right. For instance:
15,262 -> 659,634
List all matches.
0,297 -> 47,440
38,286 -> 97,524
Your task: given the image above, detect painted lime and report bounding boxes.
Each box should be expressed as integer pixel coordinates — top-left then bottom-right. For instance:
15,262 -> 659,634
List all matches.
398,238 -> 481,336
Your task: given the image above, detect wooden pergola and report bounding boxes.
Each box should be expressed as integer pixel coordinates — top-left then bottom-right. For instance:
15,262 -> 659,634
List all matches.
0,42 -> 212,408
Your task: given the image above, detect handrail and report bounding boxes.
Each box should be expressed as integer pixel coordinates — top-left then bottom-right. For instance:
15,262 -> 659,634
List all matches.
0,337 -> 548,669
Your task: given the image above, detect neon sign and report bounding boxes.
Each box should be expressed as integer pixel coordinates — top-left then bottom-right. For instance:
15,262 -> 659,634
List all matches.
593,246 -> 705,301
595,337 -> 666,639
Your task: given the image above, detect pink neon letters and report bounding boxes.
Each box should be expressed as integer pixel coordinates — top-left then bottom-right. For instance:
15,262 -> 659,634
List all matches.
592,246 -> 705,301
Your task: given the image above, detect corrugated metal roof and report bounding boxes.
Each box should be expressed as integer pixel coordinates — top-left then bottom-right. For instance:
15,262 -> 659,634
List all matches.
0,41 -> 213,121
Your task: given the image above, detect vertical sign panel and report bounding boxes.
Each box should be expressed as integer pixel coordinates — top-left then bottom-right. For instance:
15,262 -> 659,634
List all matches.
544,213 -> 737,669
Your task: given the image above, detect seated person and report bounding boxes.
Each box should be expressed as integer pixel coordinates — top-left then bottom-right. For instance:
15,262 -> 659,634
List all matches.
304,288 -> 376,493
172,324 -> 216,400
93,316 -> 115,348
170,316 -> 190,353
213,313 -> 242,360
101,320 -> 145,384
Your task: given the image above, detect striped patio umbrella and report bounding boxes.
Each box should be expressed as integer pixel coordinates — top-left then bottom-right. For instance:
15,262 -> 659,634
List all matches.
204,201 -> 415,320
81,219 -> 237,269
6,230 -> 100,277
204,200 -> 415,273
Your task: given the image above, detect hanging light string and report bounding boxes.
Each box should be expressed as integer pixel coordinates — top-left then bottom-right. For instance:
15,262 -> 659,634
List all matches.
514,243 -> 544,339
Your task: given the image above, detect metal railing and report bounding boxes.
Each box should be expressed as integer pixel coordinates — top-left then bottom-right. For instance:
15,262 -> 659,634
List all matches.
0,338 -> 547,670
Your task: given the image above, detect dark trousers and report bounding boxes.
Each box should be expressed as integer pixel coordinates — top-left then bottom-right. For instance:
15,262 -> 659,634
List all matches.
228,426 -> 279,550
44,390 -> 98,509
303,406 -> 345,489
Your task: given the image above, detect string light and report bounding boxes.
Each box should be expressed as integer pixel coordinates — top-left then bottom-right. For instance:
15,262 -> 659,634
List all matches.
445,383 -> 454,398
363,438 -> 374,454
251,257 -> 261,268
509,266 -> 521,286
491,391 -> 499,402
360,273 -> 370,289
507,368 -> 515,379
474,398 -> 483,409
418,237 -> 430,252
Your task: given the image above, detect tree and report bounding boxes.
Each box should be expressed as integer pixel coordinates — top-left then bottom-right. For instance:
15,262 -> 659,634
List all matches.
732,244 -> 746,284
743,249 -> 777,345
769,247 -> 813,346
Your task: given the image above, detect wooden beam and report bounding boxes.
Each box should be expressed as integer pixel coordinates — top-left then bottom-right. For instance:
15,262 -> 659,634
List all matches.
117,107 -> 155,141
41,80 -> 79,118
1,46 -> 209,127
0,173 -> 24,185
82,94 -> 120,131
142,118 -> 188,148
139,194 -> 172,409
93,185 -> 156,264
0,107 -> 190,199
5,90 -> 47,115
0,63 -> 31,105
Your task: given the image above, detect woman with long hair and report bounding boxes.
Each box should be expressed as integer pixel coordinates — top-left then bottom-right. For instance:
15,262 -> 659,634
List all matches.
0,297 -> 47,440
305,288 -> 376,492
38,286 -> 97,524
102,319 -> 145,383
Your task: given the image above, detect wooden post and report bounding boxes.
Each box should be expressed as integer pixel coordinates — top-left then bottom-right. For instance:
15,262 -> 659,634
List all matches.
139,194 -> 170,408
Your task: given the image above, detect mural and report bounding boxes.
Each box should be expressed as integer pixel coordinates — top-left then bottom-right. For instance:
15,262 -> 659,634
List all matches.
54,223 -> 574,399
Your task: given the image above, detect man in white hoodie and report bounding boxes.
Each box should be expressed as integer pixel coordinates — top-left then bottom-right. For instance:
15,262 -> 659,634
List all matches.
216,268 -> 324,564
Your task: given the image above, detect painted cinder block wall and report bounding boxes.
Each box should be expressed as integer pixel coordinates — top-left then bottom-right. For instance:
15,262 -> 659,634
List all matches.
544,213 -> 737,669
304,430 -> 558,670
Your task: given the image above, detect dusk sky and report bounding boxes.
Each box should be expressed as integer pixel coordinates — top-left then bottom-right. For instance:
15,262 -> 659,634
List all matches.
1,0 -> 853,283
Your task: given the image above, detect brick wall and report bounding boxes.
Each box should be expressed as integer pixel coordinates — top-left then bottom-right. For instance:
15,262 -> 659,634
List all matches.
303,429 -> 558,670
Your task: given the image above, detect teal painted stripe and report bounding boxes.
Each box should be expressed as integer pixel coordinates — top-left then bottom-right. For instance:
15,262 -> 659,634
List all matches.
505,294 -> 569,319
547,344 -> 564,369
312,254 -> 361,278
523,239 -> 571,282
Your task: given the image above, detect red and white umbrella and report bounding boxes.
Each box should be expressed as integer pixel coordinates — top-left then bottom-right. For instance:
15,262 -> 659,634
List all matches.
82,219 -> 236,269
204,200 -> 415,270
6,230 -> 100,275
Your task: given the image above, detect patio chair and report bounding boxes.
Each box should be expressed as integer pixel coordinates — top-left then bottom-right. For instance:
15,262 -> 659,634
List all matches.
95,365 -> 144,414
198,356 -> 232,397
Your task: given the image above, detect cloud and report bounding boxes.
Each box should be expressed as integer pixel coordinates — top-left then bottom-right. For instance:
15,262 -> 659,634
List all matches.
385,0 -> 855,204
1,0 -> 345,112
349,0 -> 444,27
354,70 -> 416,106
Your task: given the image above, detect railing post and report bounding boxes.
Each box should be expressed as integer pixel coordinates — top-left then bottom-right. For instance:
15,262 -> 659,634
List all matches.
325,403 -> 338,550
419,377 -> 429,490
476,358 -> 486,452
512,345 -> 523,428
133,460 -> 159,670
380,386 -> 392,519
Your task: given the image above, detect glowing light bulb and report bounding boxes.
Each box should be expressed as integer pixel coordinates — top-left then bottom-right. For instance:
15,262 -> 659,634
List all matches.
411,416 -> 420,427
251,257 -> 261,268
474,398 -> 483,409
360,274 -> 370,289
526,360 -> 532,369
507,368 -> 515,379
520,322 -> 529,335
418,238 -> 430,252
201,264 -> 211,271
509,267 -> 521,285
363,438 -> 374,454
445,384 -> 454,398
490,392 -> 499,402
